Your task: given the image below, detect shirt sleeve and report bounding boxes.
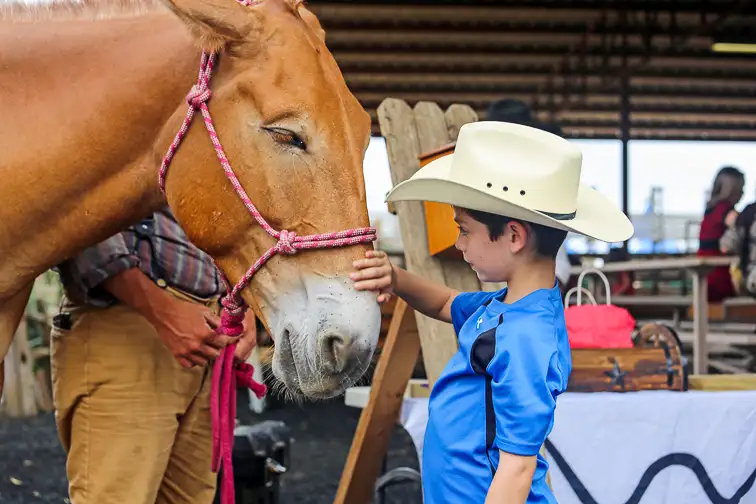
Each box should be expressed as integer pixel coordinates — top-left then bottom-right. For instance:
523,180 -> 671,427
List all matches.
55,233 -> 141,307
68,233 -> 140,289
488,314 -> 563,456
449,290 -> 501,334
720,225 -> 743,255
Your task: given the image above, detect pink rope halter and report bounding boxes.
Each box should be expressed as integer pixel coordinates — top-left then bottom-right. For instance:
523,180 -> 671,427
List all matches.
158,14 -> 376,504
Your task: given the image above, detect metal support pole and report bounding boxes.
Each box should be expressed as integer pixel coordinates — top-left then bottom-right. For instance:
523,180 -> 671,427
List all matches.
620,10 -> 631,253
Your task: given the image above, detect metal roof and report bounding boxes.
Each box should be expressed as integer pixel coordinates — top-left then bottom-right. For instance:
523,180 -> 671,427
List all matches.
310,0 -> 756,141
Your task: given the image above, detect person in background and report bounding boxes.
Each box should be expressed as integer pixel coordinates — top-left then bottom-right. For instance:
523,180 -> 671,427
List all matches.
697,166 -> 745,302
50,207 -> 258,504
607,246 -> 635,296
720,198 -> 756,298
485,98 -> 573,294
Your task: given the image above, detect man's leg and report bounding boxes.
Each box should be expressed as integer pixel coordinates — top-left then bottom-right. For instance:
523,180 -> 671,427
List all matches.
157,366 -> 217,504
157,289 -> 218,504
50,302 -> 207,504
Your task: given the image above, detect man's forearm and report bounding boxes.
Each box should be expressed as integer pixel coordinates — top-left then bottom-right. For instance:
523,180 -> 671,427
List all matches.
485,452 -> 536,504
393,266 -> 459,323
101,267 -> 173,326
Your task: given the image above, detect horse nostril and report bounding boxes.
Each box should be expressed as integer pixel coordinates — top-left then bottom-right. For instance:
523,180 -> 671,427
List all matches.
321,334 -> 352,374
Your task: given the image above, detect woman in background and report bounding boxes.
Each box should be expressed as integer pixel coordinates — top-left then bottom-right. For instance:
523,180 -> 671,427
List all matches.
697,166 -> 745,302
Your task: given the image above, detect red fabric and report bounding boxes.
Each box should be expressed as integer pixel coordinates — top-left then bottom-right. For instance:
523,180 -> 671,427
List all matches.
611,272 -> 635,296
697,200 -> 736,302
698,250 -> 736,302
699,200 -> 732,243
564,304 -> 636,349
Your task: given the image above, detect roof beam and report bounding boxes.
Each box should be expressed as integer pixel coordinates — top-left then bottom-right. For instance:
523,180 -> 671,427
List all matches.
324,30 -> 715,52
312,4 -> 756,31
344,72 -> 756,93
333,51 -> 756,75
314,0 -> 746,13
353,92 -> 756,114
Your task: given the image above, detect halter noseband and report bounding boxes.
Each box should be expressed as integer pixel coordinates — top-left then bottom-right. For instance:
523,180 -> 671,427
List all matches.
158,17 -> 376,504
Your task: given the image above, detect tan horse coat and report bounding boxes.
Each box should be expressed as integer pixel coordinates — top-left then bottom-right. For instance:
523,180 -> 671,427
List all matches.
0,0 -> 381,399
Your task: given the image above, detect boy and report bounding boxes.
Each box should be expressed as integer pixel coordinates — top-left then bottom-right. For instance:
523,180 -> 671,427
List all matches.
350,121 -> 633,503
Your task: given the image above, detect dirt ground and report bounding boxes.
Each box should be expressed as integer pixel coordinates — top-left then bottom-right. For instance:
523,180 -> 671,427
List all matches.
0,392 -> 422,504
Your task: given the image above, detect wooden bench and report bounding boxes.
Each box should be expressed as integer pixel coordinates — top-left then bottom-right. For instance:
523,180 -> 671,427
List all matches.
723,296 -> 756,321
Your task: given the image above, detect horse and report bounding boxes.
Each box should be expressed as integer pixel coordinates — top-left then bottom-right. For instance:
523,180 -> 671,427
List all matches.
0,0 -> 382,401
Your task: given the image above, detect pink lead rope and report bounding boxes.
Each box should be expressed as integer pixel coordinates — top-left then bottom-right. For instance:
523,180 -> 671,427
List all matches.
158,9 -> 376,504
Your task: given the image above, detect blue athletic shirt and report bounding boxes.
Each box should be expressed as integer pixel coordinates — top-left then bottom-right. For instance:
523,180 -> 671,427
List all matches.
422,282 -> 572,503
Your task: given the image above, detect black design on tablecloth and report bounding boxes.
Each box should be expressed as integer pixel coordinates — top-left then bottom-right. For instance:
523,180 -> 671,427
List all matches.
544,439 -> 756,504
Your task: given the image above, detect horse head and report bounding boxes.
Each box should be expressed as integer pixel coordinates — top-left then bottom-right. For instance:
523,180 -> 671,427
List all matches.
157,0 -> 380,399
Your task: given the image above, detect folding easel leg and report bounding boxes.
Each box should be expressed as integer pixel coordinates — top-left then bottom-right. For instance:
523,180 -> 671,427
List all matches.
334,299 -> 420,504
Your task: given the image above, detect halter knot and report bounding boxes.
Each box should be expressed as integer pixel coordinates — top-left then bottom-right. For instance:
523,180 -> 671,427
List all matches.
220,295 -> 246,316
218,311 -> 244,337
186,84 -> 212,109
276,230 -> 297,255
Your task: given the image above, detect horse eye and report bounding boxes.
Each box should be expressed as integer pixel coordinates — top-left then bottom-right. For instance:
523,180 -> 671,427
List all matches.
265,127 -> 307,151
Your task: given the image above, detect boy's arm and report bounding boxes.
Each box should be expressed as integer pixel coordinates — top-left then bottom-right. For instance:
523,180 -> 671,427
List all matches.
351,250 -> 473,324
486,320 -> 563,502
393,266 -> 460,323
486,452 -> 537,504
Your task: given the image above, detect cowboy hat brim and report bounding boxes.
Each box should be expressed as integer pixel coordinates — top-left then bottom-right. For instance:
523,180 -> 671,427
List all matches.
386,154 -> 634,243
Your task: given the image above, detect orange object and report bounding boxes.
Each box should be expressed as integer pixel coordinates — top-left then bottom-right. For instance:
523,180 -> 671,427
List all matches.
419,143 -> 463,259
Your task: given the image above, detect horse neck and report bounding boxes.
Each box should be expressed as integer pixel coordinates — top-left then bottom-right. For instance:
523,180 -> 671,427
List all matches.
0,13 -> 201,294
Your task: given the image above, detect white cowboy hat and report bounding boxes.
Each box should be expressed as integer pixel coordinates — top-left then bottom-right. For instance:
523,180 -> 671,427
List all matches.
385,121 -> 634,243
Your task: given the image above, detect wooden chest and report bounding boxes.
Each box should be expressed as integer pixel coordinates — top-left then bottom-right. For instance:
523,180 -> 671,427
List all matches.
567,323 -> 688,392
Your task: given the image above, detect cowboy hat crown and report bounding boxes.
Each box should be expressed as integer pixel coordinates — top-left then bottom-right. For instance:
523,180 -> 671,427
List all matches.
385,121 -> 634,243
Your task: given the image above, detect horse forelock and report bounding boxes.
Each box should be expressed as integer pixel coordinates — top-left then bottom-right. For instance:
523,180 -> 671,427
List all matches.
0,0 -> 309,22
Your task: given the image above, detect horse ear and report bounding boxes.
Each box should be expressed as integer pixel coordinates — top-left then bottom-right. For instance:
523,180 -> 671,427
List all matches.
298,5 -> 326,42
161,0 -> 258,51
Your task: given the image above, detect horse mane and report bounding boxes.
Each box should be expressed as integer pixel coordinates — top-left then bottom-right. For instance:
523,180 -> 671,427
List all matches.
1,0 -> 306,21
0,0 -> 169,22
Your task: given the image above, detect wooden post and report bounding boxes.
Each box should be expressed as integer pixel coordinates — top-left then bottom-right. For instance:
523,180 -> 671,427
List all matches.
692,271 -> 709,374
2,315 -> 37,417
377,98 -> 485,386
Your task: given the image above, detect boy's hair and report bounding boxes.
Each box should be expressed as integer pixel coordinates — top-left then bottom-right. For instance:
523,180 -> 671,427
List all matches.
463,208 -> 567,259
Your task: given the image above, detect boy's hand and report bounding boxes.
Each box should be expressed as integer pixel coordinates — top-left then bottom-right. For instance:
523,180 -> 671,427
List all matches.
350,250 -> 395,303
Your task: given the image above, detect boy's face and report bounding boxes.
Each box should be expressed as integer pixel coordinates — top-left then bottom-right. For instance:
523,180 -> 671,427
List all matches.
452,207 -> 529,283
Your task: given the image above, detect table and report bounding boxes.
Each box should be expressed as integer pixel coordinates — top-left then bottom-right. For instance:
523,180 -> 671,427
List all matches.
571,256 -> 735,374
353,387 -> 756,504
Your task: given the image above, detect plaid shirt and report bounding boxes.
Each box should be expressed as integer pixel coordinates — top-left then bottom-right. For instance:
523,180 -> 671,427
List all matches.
56,207 -> 224,307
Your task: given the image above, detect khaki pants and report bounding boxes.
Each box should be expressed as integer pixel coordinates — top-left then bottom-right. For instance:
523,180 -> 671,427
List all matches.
50,288 -> 220,504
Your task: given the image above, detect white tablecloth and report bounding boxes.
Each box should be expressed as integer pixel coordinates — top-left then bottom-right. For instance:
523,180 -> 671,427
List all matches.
399,390 -> 756,504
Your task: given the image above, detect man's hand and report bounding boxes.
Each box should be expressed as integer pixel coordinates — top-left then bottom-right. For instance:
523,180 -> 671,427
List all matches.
233,315 -> 258,363
102,268 -> 239,368
150,298 -> 239,368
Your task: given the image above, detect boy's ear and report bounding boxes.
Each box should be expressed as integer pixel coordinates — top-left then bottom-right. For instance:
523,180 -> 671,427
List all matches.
508,222 -> 529,254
